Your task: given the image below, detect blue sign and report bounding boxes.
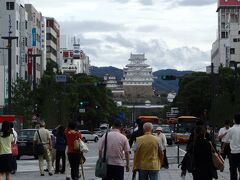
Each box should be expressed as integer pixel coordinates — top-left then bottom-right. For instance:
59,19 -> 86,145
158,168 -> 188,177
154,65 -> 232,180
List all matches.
32,28 -> 36,46
115,112 -> 125,121
55,75 -> 67,83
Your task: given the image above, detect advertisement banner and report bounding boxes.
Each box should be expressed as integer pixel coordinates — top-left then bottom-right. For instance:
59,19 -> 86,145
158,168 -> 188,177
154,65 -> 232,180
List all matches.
32,28 -> 36,46
28,48 -> 33,75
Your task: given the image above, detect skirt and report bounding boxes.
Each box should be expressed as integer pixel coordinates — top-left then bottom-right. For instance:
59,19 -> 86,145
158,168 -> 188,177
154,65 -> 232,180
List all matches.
0,154 -> 13,172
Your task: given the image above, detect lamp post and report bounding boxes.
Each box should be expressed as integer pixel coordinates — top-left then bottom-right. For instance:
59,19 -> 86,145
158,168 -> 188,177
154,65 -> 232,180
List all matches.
1,15 -> 18,114
32,54 -> 41,91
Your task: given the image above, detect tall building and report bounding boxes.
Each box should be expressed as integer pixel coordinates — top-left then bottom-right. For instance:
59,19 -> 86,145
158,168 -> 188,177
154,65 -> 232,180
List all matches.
122,54 -> 154,97
45,17 -> 60,64
25,4 -> 44,85
210,0 -> 240,72
59,39 -> 90,75
0,0 -> 29,107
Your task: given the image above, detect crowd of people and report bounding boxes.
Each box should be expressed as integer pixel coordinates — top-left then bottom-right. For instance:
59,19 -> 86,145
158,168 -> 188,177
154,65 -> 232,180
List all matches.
0,113 -> 240,180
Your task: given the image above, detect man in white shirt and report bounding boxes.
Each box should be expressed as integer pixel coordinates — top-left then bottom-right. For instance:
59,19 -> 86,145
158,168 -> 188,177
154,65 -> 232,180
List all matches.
225,113 -> 240,180
219,120 -> 231,160
156,127 -> 168,169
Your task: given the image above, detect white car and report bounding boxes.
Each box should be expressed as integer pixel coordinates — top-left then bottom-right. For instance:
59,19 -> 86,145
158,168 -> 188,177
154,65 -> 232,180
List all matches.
79,130 -> 99,142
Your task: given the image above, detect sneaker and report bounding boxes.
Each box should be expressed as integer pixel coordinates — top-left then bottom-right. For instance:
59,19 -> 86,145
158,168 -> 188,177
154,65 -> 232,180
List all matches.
40,174 -> 44,176
49,172 -> 53,176
66,178 -> 71,180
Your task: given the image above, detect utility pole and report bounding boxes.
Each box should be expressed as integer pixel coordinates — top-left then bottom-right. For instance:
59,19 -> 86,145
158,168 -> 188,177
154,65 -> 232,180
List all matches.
1,15 -> 18,114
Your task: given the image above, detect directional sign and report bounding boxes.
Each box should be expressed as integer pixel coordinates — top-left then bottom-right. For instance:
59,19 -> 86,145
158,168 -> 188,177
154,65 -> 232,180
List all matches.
79,108 -> 85,113
55,75 -> 67,83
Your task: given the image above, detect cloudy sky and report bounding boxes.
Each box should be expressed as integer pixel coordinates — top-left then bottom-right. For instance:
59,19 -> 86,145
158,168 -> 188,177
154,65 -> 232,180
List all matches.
26,0 -> 218,71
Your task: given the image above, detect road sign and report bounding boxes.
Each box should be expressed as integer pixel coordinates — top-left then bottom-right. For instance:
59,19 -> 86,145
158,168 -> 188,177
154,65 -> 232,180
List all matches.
55,75 -> 67,83
79,108 -> 85,113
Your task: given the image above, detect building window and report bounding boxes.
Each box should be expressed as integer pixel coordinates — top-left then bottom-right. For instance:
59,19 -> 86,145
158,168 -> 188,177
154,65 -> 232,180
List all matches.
64,59 -> 67,63
25,71 -> 28,80
6,2 -> 14,10
16,55 -> 18,64
16,39 -> 18,47
25,54 -> 27,63
230,48 -> 235,54
25,20 -> 27,29
16,72 -> 19,78
25,37 -> 27,46
16,20 -> 18,30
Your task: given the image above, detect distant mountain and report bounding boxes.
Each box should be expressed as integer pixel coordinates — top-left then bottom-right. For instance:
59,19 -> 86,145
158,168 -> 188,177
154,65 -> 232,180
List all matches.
90,66 -> 193,92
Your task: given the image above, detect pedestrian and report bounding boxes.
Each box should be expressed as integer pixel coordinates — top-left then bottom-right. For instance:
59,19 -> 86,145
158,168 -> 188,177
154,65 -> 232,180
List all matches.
133,122 -> 163,180
224,113 -> 240,180
52,125 -> 66,174
218,120 -> 231,168
33,120 -> 53,176
129,118 -> 144,148
192,126 -> 215,180
156,127 -> 169,169
98,120 -> 130,180
10,122 -> 17,174
64,121 -> 82,180
0,121 -> 14,180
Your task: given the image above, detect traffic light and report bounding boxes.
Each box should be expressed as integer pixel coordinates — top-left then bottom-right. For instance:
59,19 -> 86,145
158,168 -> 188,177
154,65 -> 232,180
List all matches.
80,101 -> 84,108
161,75 -> 177,80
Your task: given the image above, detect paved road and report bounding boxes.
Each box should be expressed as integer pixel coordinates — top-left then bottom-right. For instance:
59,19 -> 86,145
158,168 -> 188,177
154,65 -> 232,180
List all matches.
11,142 -> 230,180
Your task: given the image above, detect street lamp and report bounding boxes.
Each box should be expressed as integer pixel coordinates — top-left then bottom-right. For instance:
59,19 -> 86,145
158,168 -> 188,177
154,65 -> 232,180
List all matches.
1,35 -> 18,114
32,54 -> 41,91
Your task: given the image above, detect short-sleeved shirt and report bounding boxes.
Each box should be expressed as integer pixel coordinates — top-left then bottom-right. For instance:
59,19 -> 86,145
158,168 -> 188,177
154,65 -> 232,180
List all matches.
225,124 -> 240,154
156,133 -> 167,150
218,127 -> 230,143
0,134 -> 13,155
64,129 -> 82,153
33,127 -> 51,144
99,129 -> 130,167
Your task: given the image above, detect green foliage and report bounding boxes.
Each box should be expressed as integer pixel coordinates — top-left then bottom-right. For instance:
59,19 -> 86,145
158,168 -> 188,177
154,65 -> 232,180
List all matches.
11,78 -> 33,128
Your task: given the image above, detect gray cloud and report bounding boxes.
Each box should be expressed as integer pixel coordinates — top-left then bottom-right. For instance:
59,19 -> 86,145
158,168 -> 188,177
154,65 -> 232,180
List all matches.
59,21 -> 127,34
104,34 -> 134,48
177,0 -> 216,6
112,0 -> 154,5
136,25 -> 161,32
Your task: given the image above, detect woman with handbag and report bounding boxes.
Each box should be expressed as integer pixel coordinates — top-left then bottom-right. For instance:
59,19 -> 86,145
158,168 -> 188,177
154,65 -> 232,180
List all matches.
0,121 -> 14,180
192,126 -> 216,180
65,121 -> 82,180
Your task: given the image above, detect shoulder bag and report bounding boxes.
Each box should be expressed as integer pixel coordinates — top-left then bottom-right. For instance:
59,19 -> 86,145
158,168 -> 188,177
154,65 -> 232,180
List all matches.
95,132 -> 108,178
11,134 -> 18,156
34,130 -> 45,156
210,142 -> 224,171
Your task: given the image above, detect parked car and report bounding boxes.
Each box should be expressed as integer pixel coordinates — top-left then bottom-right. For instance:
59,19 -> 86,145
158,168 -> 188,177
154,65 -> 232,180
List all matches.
153,124 -> 173,145
17,129 -> 37,159
93,128 -> 104,137
79,130 -> 99,142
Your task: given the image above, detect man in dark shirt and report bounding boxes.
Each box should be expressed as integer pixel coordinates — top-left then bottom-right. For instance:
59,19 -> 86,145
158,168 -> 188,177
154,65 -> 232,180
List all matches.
129,119 -> 144,148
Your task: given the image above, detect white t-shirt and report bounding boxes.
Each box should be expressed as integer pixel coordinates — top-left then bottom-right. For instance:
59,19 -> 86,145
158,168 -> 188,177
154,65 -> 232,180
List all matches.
225,124 -> 240,154
156,133 -> 167,150
218,127 -> 230,143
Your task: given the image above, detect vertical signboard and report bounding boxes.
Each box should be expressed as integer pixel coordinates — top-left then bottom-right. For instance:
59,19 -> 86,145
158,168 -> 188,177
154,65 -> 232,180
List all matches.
32,28 -> 36,47
28,48 -> 33,75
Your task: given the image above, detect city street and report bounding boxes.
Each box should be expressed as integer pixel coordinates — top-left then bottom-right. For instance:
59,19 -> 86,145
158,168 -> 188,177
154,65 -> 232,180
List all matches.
10,142 -> 230,180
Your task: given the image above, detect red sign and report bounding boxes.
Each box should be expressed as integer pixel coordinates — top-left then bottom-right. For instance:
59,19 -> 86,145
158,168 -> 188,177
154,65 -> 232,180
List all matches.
63,51 -> 69,58
28,48 -> 33,75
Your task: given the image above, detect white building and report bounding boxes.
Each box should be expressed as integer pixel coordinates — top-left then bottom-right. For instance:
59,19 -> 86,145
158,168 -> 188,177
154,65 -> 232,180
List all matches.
210,0 -> 240,73
122,53 -> 154,97
59,39 -> 90,75
0,0 -> 30,107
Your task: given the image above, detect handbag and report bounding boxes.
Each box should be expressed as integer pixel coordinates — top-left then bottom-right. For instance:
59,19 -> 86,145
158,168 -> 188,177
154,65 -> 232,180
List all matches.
210,142 -> 224,171
95,132 -> 108,178
34,130 -> 45,156
11,143 -> 18,156
74,139 -> 80,151
80,139 -> 89,153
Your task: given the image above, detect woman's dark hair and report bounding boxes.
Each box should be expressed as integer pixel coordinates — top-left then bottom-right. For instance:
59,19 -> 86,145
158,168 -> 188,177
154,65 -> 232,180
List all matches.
1,121 -> 11,138
57,125 -> 65,136
193,125 -> 206,143
68,121 -> 76,130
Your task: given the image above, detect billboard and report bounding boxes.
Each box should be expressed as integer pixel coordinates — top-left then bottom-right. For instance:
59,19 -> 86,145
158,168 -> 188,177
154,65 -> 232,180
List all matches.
28,48 -> 33,75
32,28 -> 36,46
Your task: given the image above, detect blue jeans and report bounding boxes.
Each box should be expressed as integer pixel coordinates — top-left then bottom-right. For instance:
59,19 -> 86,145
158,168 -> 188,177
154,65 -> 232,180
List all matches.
139,170 -> 159,180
